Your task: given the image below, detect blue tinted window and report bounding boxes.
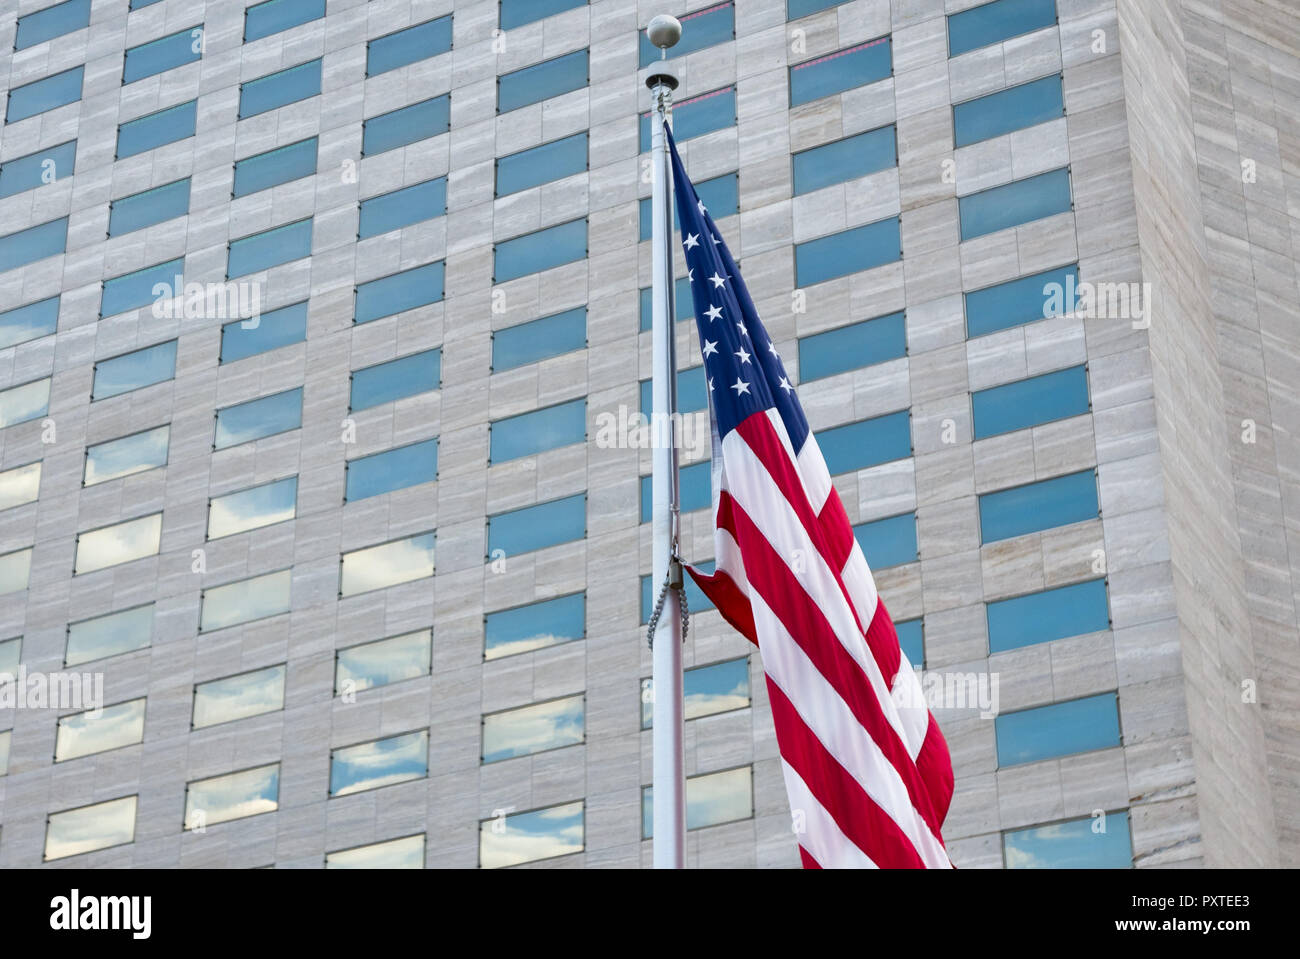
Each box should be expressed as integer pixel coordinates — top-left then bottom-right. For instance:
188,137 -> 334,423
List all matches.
101,258 -> 184,318
485,593 -> 585,660
788,0 -> 849,17
0,218 -> 67,273
639,365 -> 708,414
351,349 -> 441,411
500,0 -> 585,29
215,388 -> 303,449
799,311 -> 906,381
330,730 -> 428,797
639,277 -> 695,332
355,262 -> 445,323
493,307 -> 586,371
359,178 -> 447,239
233,138 -> 317,197
0,141 -> 76,199
640,171 -> 737,242
116,100 -> 196,158
496,133 -> 587,197
84,425 -> 169,486
335,630 -> 431,694
640,460 -> 711,524
640,87 -> 735,152
819,411 -> 911,475
498,49 -> 587,113
482,695 -> 585,763
790,38 -> 891,107
480,801 -> 584,868
966,263 -> 1078,337
239,59 -> 321,119
973,365 -> 1089,439
979,469 -> 1098,543
896,618 -> 924,667
642,766 -> 753,837
490,399 -> 585,463
245,0 -> 326,42
638,3 -> 733,67
129,0 -> 163,7
228,219 -> 312,278
793,126 -> 896,195
0,379 -> 51,429
960,167 -> 1072,241
949,0 -> 1058,58
1004,811 -> 1132,869
362,96 -> 450,156
488,494 -> 585,556
0,296 -> 59,350
954,74 -> 1064,148
15,0 -> 91,50
642,656 -> 750,728
346,438 -> 438,501
123,26 -> 202,83
987,579 -> 1109,653
208,476 -> 297,539
368,16 -> 452,76
220,301 -> 308,363
853,513 -> 917,569
995,692 -> 1120,767
795,218 -> 900,287
108,178 -> 190,237
65,603 -> 153,666
92,341 -> 176,401
6,66 -> 83,123
494,219 -> 586,283
641,562 -> 715,622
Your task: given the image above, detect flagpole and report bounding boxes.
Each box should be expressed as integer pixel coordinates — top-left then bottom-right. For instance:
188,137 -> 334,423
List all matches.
646,14 -> 685,870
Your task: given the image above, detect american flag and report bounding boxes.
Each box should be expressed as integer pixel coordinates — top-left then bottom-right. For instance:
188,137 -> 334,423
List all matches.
664,126 -> 954,868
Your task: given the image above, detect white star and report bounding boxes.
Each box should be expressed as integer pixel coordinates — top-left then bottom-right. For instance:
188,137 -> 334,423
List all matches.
735,321 -> 748,337
709,272 -> 726,289
702,339 -> 718,358
735,347 -> 751,364
768,340 -> 780,356
778,376 -> 793,393
708,377 -> 715,393
730,377 -> 750,396
704,304 -> 723,322
684,233 -> 700,250
712,234 -> 721,245
687,267 -> 694,283
697,199 -> 707,214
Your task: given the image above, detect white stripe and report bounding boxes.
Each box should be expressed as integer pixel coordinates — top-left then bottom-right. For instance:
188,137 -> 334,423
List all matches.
890,653 -> 932,761
781,760 -> 878,869
839,541 -> 880,629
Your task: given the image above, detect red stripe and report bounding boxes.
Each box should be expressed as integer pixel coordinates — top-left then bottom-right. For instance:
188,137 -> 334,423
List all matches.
799,846 -> 822,869
915,716 -> 956,826
686,564 -> 757,645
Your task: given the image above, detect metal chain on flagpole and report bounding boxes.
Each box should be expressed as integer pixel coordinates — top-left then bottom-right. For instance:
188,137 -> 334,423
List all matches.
646,555 -> 689,649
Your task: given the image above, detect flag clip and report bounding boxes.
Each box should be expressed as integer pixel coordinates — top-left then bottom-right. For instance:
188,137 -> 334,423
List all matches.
646,555 -> 690,649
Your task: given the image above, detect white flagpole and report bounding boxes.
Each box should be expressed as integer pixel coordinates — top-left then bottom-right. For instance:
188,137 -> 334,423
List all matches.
646,14 -> 685,870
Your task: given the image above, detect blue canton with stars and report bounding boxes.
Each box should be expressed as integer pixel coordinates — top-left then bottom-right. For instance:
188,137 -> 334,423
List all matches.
666,125 -> 811,451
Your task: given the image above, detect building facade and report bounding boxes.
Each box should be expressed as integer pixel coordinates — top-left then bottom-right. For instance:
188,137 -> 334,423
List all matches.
0,0 -> 1296,868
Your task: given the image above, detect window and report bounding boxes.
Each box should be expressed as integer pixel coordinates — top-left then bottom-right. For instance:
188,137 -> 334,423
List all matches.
0,141 -> 76,199
5,66 -> 83,124
500,0 -> 586,30
896,618 -> 924,667
66,604 -> 153,666
490,398 -> 585,463
367,16 -> 452,76
228,218 -> 312,278
200,569 -> 292,632
640,460 -> 711,524
972,365 -> 1089,439
101,257 -> 185,318
498,49 -> 587,113
1004,810 -> 1132,869
220,301 -> 308,363
362,96 -> 450,156
214,388 -> 303,449
995,692 -> 1120,767
340,532 -> 435,597
482,694 -> 584,763
788,0 -> 849,18
480,800 -> 584,868
327,834 -> 425,869
638,365 -> 708,414
966,263 -> 1078,337
793,126 -> 896,195
330,730 -> 428,797
639,86 -> 735,152
484,593 -> 584,660
638,3 -> 734,66
84,425 -> 169,486
123,26 -> 203,83
0,462 -> 41,510
244,0 -> 326,42
193,664 -> 285,729
92,340 -> 176,401
74,513 -> 162,575
987,579 -> 1109,653
640,171 -> 737,241
819,411 -> 911,475
795,217 -> 901,286
129,0 -> 163,7
45,796 -> 137,860
233,138 -> 317,197
208,476 -> 297,539
0,296 -> 58,351
0,729 -> 8,776
487,494 -> 584,556
0,636 -> 19,675
638,277 -> 695,331
0,378 -> 50,429
641,657 -> 750,728
239,59 -> 321,119
799,311 -> 906,381
790,38 -> 892,107
493,308 -> 586,371
350,349 -> 441,410
335,629 -> 431,694
55,699 -> 146,762
15,0 -> 91,50
0,217 -> 68,273
359,177 -> 447,239
959,167 -> 1072,241
979,469 -> 1098,543
954,74 -> 1064,148
117,100 -> 197,158
496,133 -> 587,197
355,262 -> 445,323
108,178 -> 190,237
641,563 -> 715,622
853,513 -> 918,569
948,0 -> 1058,58
643,766 -> 752,837
184,764 -> 279,829
0,548 -> 32,596
345,438 -> 438,501
494,219 -> 586,283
